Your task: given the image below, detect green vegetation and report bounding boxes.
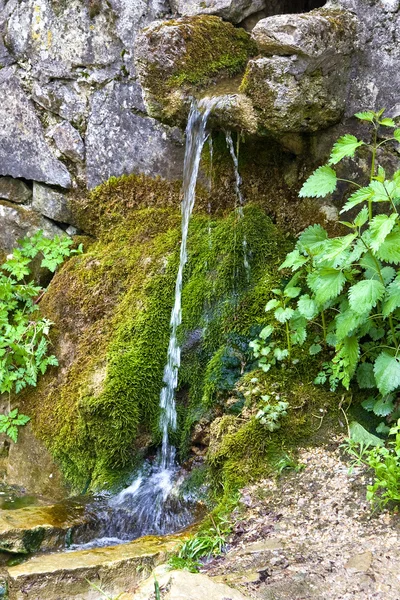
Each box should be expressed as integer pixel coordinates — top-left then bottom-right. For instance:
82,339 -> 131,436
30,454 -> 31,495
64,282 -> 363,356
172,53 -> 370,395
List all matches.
0,409 -> 30,443
0,231 -> 81,395
252,110 -> 400,433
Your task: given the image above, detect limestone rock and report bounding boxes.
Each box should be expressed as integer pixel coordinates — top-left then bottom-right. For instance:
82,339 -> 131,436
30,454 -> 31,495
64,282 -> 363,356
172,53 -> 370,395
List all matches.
0,178 -> 32,204
32,81 -> 89,125
0,501 -> 88,554
241,9 -> 358,133
32,183 -> 74,224
0,201 -> 66,253
85,81 -> 185,188
135,15 -> 257,123
0,74 -> 71,188
131,566 -> 251,599
170,0 -> 267,24
5,0 -> 122,79
252,10 -> 356,57
50,122 -> 85,163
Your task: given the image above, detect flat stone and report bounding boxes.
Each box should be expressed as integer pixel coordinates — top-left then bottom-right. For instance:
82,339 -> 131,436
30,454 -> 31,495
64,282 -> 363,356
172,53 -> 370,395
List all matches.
252,10 -> 356,58
32,80 -> 89,125
131,566 -> 251,599
85,81 -> 184,188
0,178 -> 32,204
0,201 -> 67,253
50,121 -> 85,163
0,501 -> 88,554
0,75 -> 71,188
32,182 -> 74,224
6,535 -> 182,600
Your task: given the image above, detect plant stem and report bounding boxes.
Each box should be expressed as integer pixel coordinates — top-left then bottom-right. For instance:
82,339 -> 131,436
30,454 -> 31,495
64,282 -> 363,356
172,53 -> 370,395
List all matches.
369,126 -> 378,220
285,321 -> 292,359
321,310 -> 327,344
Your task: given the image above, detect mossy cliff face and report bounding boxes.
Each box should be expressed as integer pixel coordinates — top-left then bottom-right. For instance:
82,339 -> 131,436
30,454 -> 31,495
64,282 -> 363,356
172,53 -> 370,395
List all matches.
18,172 -> 292,492
135,15 -> 257,124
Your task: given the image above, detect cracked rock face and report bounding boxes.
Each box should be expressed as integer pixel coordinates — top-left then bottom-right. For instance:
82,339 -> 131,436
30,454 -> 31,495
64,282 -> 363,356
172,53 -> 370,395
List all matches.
0,72 -> 71,188
85,81 -> 185,189
170,0 -> 267,24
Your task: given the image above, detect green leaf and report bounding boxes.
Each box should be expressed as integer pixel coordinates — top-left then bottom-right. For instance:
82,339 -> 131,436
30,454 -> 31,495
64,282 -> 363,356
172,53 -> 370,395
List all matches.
299,166 -> 337,199
307,268 -> 346,305
380,266 -> 396,285
348,279 -> 385,315
298,225 -> 328,255
349,421 -> 384,447
356,363 -> 376,389
382,279 -> 400,316
340,187 -> 372,214
274,348 -> 289,361
284,286 -> 302,299
297,294 -> 318,320
373,395 -> 395,417
394,129 -> 400,143
376,229 -> 400,264
379,117 -> 396,127
309,343 -> 322,355
369,213 -> 398,252
376,422 -> 391,435
361,396 -> 376,411
339,336 -> 360,387
354,206 -> 369,228
369,180 -> 389,203
374,351 -> 400,396
317,234 -> 356,267
265,299 -> 280,312
355,111 -> 375,122
274,307 -> 295,323
329,134 -> 364,165
279,249 -> 308,271
259,325 -> 274,340
335,309 -> 365,340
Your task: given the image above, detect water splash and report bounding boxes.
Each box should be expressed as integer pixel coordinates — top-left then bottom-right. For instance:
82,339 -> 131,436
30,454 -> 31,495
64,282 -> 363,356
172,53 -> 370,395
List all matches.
226,132 -> 251,282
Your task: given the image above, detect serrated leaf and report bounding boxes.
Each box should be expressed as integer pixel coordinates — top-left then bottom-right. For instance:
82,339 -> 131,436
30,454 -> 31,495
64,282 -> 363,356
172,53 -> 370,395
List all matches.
297,294 -> 318,320
274,348 -> 289,361
307,268 -> 346,305
317,234 -> 356,267
329,134 -> 364,165
259,325 -> 274,340
382,279 -> 400,316
349,421 -> 384,447
374,351 -> 400,396
279,249 -> 308,271
379,117 -> 396,127
355,111 -> 375,122
369,180 -> 389,203
356,362 -> 376,389
299,165 -> 337,198
265,299 -> 280,312
394,129 -> 400,143
361,396 -> 376,411
348,279 -> 385,315
369,213 -> 397,252
284,286 -> 301,299
274,307 -> 295,323
380,266 -> 396,285
298,224 -> 328,255
335,308 -> 365,340
309,343 -> 322,355
376,229 -> 400,264
376,422 -> 391,434
339,336 -> 360,387
373,394 -> 395,417
340,187 -> 372,214
353,206 -> 369,228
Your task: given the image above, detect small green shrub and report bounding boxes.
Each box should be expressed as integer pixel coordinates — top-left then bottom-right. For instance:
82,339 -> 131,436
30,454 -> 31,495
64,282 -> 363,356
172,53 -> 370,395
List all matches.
0,231 -> 81,394
0,409 -> 30,443
251,110 -> 400,429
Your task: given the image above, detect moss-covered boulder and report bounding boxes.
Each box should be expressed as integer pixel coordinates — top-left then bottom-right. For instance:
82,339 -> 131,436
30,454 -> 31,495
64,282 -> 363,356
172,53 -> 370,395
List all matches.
135,15 -> 257,125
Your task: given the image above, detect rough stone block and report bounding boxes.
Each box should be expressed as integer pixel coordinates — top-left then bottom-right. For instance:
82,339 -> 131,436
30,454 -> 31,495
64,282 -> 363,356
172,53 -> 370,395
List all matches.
50,122 -> 85,163
32,183 -> 74,224
170,0 -> 267,24
0,178 -> 32,204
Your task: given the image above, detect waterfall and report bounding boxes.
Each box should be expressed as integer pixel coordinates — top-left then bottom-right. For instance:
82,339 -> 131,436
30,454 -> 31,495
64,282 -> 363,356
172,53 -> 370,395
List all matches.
226,132 -> 251,282
94,98 -> 220,542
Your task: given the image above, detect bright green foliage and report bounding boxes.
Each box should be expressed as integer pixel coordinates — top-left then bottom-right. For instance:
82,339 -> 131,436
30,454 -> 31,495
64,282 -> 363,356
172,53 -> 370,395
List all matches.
0,231 -> 81,394
0,409 -> 30,443
252,109 -> 400,433
255,395 -> 289,431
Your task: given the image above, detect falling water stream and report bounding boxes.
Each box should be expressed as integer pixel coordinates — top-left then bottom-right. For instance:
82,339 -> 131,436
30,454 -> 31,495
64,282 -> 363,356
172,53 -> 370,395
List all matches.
75,99 -> 224,548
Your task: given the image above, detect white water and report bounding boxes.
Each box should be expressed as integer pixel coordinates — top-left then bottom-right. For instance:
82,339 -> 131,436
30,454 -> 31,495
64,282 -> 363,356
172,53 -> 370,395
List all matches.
226,132 -> 251,282
95,98 -> 222,540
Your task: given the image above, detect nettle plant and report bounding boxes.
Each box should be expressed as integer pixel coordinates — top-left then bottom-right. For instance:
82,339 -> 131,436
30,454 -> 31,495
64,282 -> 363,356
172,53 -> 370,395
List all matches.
0,231 -> 82,396
251,110 -> 400,431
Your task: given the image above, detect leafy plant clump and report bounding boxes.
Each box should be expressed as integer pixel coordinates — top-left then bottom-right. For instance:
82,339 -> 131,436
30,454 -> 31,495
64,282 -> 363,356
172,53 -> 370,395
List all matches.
251,110 -> 400,431
0,409 -> 30,443
0,231 -> 82,395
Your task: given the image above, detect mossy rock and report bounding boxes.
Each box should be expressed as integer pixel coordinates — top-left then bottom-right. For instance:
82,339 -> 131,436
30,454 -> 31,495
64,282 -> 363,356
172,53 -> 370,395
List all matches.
135,15 -> 257,124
